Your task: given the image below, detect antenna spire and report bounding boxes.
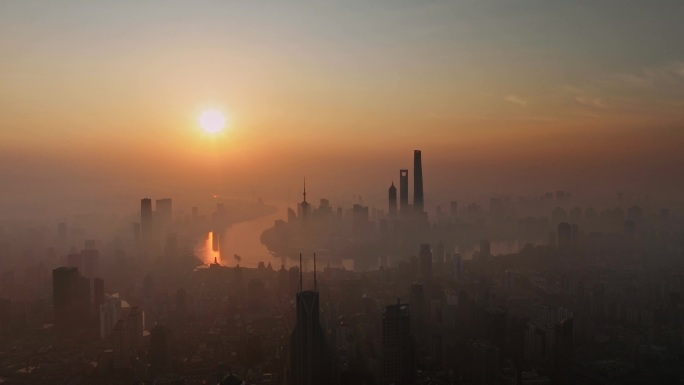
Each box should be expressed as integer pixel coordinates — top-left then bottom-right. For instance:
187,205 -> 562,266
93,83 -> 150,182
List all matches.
303,176 -> 307,203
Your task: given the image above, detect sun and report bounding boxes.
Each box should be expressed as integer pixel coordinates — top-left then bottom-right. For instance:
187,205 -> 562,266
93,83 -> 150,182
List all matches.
198,109 -> 226,134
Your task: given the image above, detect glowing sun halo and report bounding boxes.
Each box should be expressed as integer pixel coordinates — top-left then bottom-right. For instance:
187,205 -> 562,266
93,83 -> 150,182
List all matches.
199,109 -> 226,134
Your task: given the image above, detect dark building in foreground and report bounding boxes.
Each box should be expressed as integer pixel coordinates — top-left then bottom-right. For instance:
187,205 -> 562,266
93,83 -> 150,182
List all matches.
419,243 -> 433,284
382,301 -> 415,385
53,267 -> 90,331
290,256 -> 331,385
413,150 -> 424,212
473,340 -> 499,385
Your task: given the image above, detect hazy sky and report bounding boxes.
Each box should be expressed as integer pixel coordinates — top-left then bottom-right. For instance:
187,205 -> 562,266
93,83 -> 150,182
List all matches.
2,1 -> 684,216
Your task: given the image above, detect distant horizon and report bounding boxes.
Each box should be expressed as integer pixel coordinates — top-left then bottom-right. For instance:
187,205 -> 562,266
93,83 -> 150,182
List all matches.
2,1 -> 683,220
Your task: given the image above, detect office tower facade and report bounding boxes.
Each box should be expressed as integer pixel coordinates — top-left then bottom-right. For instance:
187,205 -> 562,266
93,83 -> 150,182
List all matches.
150,324 -> 169,367
352,204 -> 369,236
381,301 -> 415,385
473,340 -> 500,385
290,255 -> 331,385
419,243 -> 433,283
112,319 -> 129,368
388,182 -> 397,218
413,150 -> 424,212
53,267 -> 90,331
399,170 -> 409,212
409,283 -> 425,335
53,267 -> 78,330
100,296 -> 122,339
128,306 -> 144,351
140,198 -> 153,244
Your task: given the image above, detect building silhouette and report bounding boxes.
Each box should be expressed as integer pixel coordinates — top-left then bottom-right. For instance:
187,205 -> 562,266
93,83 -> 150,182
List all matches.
399,170 -> 409,213
297,178 -> 311,221
381,301 -> 415,385
413,150 -> 424,212
388,182 -> 397,218
52,266 -> 90,331
128,306 -> 144,351
150,323 -> 169,368
473,340 -> 500,385
112,319 -> 129,369
289,254 -> 331,385
409,283 -> 425,336
140,198 -> 153,244
419,243 -> 433,284
100,296 -> 122,340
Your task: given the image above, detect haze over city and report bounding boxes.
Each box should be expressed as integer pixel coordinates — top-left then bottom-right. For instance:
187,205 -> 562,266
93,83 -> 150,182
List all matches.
1,1 -> 684,385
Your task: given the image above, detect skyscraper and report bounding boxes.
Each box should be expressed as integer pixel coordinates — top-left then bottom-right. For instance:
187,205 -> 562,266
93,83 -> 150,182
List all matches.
128,306 -> 144,351
399,170 -> 409,212
298,178 -> 311,221
52,267 -> 90,331
140,198 -> 153,244
290,254 -> 330,385
381,301 -> 415,385
53,267 -> 78,330
112,319 -> 129,369
388,182 -> 397,218
150,324 -> 169,368
413,150 -> 424,212
472,340 -> 500,385
100,296 -> 121,340
419,243 -> 432,284
409,283 -> 425,336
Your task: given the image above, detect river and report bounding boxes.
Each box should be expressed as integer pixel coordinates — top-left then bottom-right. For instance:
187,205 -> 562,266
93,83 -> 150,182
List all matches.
195,204 -> 286,268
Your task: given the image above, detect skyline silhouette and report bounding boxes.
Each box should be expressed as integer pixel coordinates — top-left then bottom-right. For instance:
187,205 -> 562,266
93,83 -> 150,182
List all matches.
1,2 -> 684,385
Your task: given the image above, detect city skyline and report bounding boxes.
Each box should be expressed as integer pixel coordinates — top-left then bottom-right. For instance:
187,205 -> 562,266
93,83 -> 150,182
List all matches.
2,1 -> 684,219
2,2 -> 684,384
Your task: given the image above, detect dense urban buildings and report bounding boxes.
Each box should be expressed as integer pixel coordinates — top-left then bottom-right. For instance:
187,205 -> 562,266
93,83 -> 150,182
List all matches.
0,149 -> 683,385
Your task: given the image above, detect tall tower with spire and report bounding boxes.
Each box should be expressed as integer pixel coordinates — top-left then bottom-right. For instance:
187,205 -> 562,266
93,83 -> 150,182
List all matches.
290,253 -> 331,385
389,181 -> 397,218
298,177 -> 311,220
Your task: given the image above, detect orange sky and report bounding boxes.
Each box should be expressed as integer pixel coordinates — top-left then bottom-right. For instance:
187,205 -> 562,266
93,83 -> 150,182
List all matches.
1,2 -> 684,217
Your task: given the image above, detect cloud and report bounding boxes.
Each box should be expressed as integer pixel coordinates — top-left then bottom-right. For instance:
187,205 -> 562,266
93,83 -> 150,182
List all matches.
611,62 -> 684,89
573,95 -> 609,109
504,95 -> 528,107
